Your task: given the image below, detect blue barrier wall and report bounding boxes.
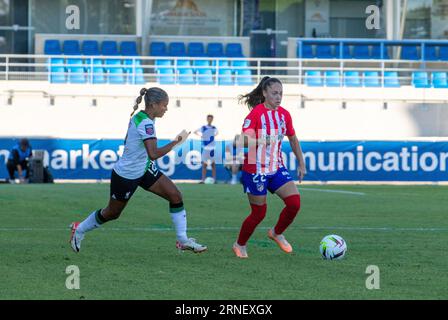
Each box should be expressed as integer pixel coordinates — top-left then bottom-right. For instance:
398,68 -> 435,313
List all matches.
1,138 -> 447,181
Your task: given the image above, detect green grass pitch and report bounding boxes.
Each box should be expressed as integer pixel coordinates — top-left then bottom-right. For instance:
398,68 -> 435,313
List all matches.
0,183 -> 447,300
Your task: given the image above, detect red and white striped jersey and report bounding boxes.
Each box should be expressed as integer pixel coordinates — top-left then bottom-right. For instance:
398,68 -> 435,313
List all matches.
242,103 -> 295,175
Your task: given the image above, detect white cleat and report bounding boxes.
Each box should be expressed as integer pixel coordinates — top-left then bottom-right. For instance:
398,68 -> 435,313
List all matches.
69,222 -> 84,253
176,238 -> 208,253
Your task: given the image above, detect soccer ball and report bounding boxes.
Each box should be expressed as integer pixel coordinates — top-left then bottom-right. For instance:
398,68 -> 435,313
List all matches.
204,177 -> 215,184
319,235 -> 347,260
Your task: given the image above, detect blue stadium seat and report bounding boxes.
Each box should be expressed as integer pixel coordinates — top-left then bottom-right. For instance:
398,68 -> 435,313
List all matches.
105,59 -> 122,71
68,67 -> 86,84
207,43 -> 224,57
108,68 -> 126,84
102,41 -> 119,56
50,66 -> 66,83
353,45 -> 370,59
169,42 -> 187,56
127,68 -> 145,85
197,69 -> 215,85
178,68 -> 195,85
121,41 -> 138,56
47,57 -> 65,72
439,46 -> 448,61
226,43 -> 244,57
316,44 -> 335,59
232,60 -> 249,73
193,59 -> 210,72
401,45 -> 420,60
305,71 -> 323,87
218,69 -> 233,85
123,58 -> 141,72
44,40 -> 61,55
344,71 -> 362,87
412,71 -> 431,88
157,68 -> 175,85
424,45 -> 438,61
298,44 -> 314,58
235,70 -> 253,86
371,45 -> 389,59
211,59 -> 229,71
85,58 -> 103,72
188,42 -> 206,57
342,45 -> 352,59
363,71 -> 381,87
92,67 -> 106,84
384,71 -> 400,87
325,71 -> 341,87
432,72 -> 448,89
175,59 -> 191,69
150,42 -> 168,56
155,59 -> 172,71
82,41 -> 100,56
63,40 -> 81,55
67,58 -> 84,75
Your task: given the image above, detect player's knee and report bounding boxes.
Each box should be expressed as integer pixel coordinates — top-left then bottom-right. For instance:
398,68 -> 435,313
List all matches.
168,190 -> 183,204
284,194 -> 301,213
250,203 -> 267,222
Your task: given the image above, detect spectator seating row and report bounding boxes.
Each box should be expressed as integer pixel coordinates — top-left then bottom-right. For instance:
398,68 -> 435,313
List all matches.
48,57 -> 144,84
44,39 -> 245,58
47,57 -> 253,84
44,39 -> 250,84
298,43 -> 448,60
150,42 -> 244,58
157,69 -> 253,85
305,71 -> 448,88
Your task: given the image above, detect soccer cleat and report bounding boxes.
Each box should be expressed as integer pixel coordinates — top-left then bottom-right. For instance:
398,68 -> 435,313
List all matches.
69,222 -> 84,253
268,228 -> 293,253
232,242 -> 248,258
176,238 -> 207,253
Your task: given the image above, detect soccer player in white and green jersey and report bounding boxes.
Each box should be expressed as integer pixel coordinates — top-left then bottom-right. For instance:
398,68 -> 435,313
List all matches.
70,87 -> 207,253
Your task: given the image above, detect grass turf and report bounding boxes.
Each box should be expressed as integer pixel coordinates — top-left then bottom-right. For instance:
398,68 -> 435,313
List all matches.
0,183 -> 447,300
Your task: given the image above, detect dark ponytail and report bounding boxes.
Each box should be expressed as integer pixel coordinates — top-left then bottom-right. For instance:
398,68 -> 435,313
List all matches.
130,87 -> 168,117
238,76 -> 282,110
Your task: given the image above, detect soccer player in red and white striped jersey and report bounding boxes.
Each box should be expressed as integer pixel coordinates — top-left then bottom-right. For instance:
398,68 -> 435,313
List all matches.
233,77 -> 307,258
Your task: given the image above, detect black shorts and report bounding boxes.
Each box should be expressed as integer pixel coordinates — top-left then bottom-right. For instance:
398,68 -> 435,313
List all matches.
110,168 -> 163,202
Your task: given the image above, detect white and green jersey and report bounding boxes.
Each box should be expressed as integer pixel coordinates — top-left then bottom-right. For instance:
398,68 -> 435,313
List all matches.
114,111 -> 157,179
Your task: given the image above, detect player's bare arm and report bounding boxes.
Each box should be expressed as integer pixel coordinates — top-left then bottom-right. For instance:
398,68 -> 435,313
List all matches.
288,135 -> 306,182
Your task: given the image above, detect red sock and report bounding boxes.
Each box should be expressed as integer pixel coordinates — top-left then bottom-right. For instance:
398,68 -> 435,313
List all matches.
237,203 -> 267,246
274,194 -> 301,235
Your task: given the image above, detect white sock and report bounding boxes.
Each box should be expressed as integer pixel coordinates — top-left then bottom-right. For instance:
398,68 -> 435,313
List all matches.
171,209 -> 188,243
77,209 -> 103,234
232,174 -> 237,181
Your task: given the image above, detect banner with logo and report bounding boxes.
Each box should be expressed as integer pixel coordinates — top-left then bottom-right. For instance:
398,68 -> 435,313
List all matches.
150,0 -> 234,36
1,139 -> 447,181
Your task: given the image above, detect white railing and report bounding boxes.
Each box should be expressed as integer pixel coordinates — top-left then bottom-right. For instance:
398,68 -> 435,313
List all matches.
0,54 -> 447,87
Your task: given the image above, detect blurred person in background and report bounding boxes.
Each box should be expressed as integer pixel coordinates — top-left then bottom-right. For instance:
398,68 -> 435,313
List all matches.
225,134 -> 244,185
194,114 -> 219,183
6,138 -> 32,184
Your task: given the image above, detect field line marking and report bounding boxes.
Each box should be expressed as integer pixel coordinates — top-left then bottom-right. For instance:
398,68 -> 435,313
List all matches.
1,226 -> 447,232
299,188 -> 366,196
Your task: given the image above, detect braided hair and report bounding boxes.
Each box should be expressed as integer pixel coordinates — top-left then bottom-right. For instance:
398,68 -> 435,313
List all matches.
130,87 -> 169,117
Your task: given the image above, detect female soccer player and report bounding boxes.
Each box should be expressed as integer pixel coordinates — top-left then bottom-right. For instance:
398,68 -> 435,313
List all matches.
232,76 -> 306,258
70,87 -> 207,253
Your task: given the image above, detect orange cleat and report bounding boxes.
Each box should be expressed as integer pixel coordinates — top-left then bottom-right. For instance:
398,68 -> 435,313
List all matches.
232,242 -> 248,258
268,228 -> 293,253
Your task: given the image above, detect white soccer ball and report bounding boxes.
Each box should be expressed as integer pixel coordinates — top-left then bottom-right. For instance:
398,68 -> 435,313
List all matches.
204,177 -> 215,184
319,235 -> 347,260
